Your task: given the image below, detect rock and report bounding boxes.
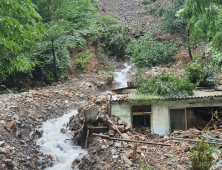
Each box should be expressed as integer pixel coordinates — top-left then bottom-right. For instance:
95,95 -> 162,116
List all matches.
73,102 -> 79,108
78,162 -> 85,169
181,143 -> 188,152
95,95 -> 107,104
118,119 -> 127,126
0,141 -> 5,147
108,130 -> 115,135
0,148 -> 6,154
13,115 -> 20,121
101,145 -> 106,150
9,106 -> 20,111
115,142 -> 122,147
125,124 -> 131,131
136,149 -> 142,154
72,159 -> 80,168
60,128 -> 66,134
118,125 -> 124,133
123,157 -> 133,166
177,165 -> 186,170
6,121 -> 16,130
112,155 -> 119,159
111,148 -> 117,155
64,92 -> 69,96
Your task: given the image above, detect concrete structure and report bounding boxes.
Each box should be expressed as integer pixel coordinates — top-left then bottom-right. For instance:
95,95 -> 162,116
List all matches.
111,88 -> 222,135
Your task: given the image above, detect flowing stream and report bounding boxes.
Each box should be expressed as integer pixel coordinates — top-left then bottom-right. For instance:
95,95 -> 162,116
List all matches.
36,110 -> 87,170
115,63 -> 132,88
37,63 -> 133,169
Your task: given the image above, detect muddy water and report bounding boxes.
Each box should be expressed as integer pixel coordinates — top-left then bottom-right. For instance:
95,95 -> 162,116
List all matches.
36,110 -> 87,170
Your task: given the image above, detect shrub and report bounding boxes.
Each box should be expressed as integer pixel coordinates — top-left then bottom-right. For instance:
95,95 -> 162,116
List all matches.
189,137 -> 216,170
126,32 -> 178,68
186,53 -> 218,87
142,0 -> 151,5
136,70 -> 195,97
101,25 -> 129,58
161,0 -> 186,33
75,50 -> 93,72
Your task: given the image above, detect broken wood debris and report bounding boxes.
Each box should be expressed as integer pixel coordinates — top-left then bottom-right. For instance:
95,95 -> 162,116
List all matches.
92,133 -> 172,146
106,115 -> 126,139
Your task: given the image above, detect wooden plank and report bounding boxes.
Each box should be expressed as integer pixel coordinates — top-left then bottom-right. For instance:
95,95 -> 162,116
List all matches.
85,130 -> 89,149
92,133 -> 172,146
88,126 -> 108,129
106,115 -> 126,139
132,112 -> 151,115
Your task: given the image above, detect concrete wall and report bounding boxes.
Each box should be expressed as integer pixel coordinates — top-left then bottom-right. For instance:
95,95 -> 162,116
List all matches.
111,99 -> 222,135
111,102 -> 131,126
151,102 -> 170,135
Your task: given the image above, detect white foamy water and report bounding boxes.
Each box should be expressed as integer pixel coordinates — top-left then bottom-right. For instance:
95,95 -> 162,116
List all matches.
36,110 -> 87,170
115,63 -> 132,88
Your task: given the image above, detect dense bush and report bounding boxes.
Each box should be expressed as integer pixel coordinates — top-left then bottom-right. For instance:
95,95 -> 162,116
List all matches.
136,70 -> 195,97
186,53 -> 218,87
126,32 -> 178,68
101,25 -> 129,58
161,0 -> 186,33
75,50 -> 93,72
189,137 -> 216,170
141,0 -> 151,5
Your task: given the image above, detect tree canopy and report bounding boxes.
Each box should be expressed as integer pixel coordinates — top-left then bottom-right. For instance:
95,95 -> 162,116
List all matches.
0,0 -> 44,79
182,0 -> 222,49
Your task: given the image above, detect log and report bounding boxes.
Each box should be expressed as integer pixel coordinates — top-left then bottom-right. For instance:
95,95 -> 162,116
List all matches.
92,133 -> 172,146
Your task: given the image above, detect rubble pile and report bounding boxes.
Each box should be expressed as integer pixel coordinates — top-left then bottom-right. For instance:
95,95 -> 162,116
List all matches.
69,94 -> 222,169
73,124 -> 222,170
0,72 -> 114,170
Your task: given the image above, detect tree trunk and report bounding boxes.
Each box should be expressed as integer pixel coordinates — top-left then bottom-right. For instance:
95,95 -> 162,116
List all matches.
187,29 -> 193,61
51,39 -> 58,82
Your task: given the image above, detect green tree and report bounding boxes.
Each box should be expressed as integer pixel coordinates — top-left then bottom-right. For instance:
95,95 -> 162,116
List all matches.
182,0 -> 222,50
31,20 -> 73,82
0,0 -> 44,80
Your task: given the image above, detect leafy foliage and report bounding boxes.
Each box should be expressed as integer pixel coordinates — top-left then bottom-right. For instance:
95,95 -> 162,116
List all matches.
141,0 -> 151,5
136,70 -> 195,97
182,0 -> 222,49
205,43 -> 222,72
126,32 -> 178,68
161,0 -> 186,33
75,50 -> 93,72
101,25 -> 129,58
189,137 -> 216,170
186,53 -> 218,87
0,0 -> 44,80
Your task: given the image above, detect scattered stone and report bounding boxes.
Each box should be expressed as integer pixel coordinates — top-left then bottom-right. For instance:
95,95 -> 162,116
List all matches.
123,157 -> 133,166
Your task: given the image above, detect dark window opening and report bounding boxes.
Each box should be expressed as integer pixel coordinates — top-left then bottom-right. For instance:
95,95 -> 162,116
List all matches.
193,107 -> 221,122
170,109 -> 186,132
133,115 -> 150,127
187,107 -> 222,130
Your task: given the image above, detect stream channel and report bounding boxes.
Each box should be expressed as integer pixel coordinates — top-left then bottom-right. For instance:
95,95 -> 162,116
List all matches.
36,63 -> 133,170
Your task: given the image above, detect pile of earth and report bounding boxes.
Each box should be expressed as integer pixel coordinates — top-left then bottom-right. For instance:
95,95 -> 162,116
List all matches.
0,70 -> 116,170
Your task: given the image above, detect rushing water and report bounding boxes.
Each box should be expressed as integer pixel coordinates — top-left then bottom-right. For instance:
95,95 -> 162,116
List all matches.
115,63 -> 132,88
37,63 -> 133,169
36,110 -> 87,170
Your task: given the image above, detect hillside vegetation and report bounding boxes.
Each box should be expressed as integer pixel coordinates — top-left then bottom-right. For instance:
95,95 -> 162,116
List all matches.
1,0 -> 222,97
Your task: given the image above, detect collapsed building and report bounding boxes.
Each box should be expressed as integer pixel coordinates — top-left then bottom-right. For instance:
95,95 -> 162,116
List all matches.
111,85 -> 222,135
